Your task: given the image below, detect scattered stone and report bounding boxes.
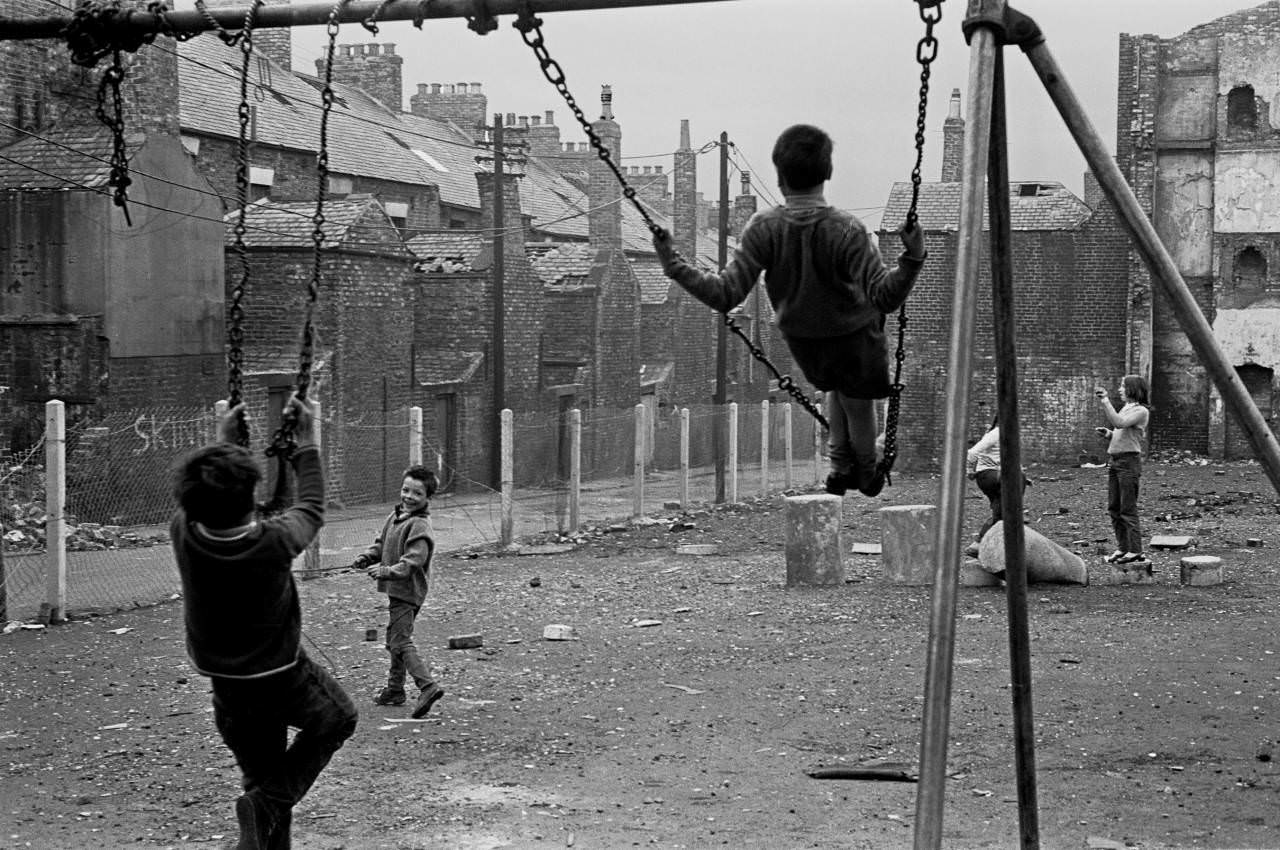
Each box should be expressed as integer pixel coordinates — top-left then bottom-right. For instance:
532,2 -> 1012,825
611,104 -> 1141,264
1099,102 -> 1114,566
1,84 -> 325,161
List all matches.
518,543 -> 574,556
663,501 -> 682,510
1150,535 -> 1194,550
448,633 -> 484,649
542,624 -> 579,641
630,619 -> 663,628
528,576 -> 541,587
1246,538 -> 1264,547
675,543 -> 719,556
1101,562 -> 1156,586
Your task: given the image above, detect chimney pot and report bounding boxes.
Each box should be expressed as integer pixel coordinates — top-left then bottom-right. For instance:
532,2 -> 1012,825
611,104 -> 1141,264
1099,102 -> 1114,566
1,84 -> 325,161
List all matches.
655,165 -> 664,174
471,82 -> 482,92
384,43 -> 396,54
949,88 -> 961,119
519,115 -> 529,128
531,115 -> 541,126
679,119 -> 691,150
643,166 -> 652,174
740,172 -> 751,194
545,110 -> 554,124
431,83 -> 441,94
506,112 -> 515,125
417,83 -> 429,96
600,84 -> 614,120
367,43 -> 380,55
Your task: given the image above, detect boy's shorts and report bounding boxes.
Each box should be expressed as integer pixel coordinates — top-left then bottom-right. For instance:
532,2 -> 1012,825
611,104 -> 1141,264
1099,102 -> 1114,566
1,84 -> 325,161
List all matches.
784,321 -> 891,400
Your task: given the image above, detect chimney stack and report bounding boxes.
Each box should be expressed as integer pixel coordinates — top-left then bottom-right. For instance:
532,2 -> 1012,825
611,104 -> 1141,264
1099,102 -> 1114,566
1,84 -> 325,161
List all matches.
941,88 -> 964,182
673,119 -> 697,261
588,85 -> 622,250
321,42 -> 403,112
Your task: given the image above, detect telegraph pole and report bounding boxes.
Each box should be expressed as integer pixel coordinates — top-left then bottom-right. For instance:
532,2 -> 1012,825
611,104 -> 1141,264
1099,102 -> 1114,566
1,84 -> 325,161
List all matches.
714,131 -> 730,502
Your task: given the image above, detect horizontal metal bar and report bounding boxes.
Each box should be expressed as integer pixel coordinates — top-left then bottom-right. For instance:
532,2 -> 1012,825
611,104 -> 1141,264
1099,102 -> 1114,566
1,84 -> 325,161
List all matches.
0,0 -> 737,41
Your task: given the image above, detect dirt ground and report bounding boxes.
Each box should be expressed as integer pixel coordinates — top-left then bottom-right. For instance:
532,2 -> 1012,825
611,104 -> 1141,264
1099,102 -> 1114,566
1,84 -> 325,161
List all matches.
2,458 -> 1278,850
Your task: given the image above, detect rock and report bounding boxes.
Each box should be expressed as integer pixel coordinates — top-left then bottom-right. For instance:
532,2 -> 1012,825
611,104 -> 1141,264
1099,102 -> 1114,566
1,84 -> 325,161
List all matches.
448,633 -> 484,649
675,543 -> 719,556
1149,535 -> 1194,550
1180,555 -> 1223,586
542,624 -> 579,641
977,523 -> 1087,585
784,494 -> 844,587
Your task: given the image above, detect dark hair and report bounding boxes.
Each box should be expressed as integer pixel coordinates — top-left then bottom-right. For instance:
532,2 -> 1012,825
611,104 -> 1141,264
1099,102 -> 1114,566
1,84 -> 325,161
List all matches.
173,444 -> 260,528
772,124 -> 833,192
403,464 -> 439,499
1122,374 -> 1150,406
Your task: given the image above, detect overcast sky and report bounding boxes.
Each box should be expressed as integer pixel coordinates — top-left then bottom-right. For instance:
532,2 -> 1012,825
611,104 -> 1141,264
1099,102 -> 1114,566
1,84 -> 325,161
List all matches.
279,0 -> 1257,227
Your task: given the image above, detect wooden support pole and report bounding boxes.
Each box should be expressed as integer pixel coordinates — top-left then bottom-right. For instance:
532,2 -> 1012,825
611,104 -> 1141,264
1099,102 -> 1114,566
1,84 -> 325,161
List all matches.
759,400 -> 770,497
500,408 -> 514,547
569,408 -> 581,532
302,400 -> 323,578
783,402 -> 794,491
409,406 -> 423,467
43,400 -> 66,624
727,402 -> 739,504
679,407 -> 690,508
633,403 -> 645,518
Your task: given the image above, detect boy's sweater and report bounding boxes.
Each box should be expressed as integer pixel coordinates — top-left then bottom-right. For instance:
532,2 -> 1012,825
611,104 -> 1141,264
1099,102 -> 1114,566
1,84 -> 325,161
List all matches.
362,506 -> 434,606
171,446 -> 324,679
660,192 -> 923,339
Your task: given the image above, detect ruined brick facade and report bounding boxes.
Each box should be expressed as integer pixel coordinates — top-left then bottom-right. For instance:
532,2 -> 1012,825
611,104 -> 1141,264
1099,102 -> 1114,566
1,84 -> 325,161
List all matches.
1118,2 -> 1280,458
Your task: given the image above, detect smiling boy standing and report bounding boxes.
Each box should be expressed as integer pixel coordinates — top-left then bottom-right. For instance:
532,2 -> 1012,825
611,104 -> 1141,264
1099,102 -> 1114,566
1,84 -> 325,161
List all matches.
351,465 -> 444,718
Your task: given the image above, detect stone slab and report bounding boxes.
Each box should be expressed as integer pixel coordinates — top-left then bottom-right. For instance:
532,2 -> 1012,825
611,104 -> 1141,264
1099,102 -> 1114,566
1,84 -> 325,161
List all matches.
850,542 -> 882,555
448,633 -> 484,649
1149,535 -> 1195,550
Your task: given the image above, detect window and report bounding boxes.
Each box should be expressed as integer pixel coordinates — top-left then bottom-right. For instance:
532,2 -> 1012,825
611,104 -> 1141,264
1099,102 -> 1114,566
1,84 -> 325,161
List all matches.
1228,85 -> 1257,132
1234,247 -> 1266,297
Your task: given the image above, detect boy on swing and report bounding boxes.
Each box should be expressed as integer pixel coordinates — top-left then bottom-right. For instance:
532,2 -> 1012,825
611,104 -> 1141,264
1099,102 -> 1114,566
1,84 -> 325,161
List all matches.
652,123 -> 927,496
171,397 -> 358,849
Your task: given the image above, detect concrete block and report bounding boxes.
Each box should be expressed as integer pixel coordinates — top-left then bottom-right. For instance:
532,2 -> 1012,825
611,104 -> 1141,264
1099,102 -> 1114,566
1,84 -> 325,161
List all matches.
448,633 -> 484,649
879,504 -> 936,585
960,558 -> 1001,587
784,494 -> 844,587
1101,563 -> 1156,585
977,523 -> 1088,585
676,543 -> 719,556
1180,555 -> 1223,586
1150,535 -> 1195,550
850,541 -> 882,555
542,624 -> 579,640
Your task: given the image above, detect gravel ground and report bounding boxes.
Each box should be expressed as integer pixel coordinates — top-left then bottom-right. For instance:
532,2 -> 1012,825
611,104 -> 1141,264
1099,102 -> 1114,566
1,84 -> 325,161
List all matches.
1,458 -> 1278,849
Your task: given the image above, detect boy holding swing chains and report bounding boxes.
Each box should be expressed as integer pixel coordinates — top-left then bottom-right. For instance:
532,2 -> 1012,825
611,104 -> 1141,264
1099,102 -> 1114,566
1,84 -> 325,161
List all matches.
653,124 -> 927,496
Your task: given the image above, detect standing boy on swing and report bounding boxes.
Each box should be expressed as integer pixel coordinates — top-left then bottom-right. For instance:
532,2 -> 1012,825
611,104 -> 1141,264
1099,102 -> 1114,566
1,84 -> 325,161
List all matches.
653,123 -> 927,496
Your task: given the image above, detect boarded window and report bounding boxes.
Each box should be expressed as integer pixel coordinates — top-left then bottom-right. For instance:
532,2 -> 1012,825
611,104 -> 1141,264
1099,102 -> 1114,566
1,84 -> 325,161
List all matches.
1234,246 -> 1267,297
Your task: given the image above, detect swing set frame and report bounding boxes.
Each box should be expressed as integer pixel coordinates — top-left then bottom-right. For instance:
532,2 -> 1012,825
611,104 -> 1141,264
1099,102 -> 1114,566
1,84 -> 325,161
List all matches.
5,2 -> 1280,849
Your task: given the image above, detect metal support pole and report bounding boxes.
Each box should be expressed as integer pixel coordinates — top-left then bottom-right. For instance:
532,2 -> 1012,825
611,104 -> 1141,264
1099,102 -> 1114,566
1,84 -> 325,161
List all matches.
714,132 -> 730,503
492,114 -> 507,490
914,17 -> 999,850
1019,31 -> 1280,497
988,48 -> 1040,850
0,0 -> 741,40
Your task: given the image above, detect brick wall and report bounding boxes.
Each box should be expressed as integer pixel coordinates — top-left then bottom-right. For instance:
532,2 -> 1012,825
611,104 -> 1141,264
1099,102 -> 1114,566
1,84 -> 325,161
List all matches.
110,354 -> 224,410
0,316 -> 109,451
409,83 -> 487,135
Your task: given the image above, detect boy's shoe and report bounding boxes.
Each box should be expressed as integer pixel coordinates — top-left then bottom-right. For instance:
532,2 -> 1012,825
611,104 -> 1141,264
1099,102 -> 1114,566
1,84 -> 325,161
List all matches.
234,792 -> 274,850
964,542 -> 981,558
1115,552 -> 1149,565
1102,550 -> 1124,563
412,683 -> 445,718
824,471 -> 857,496
857,469 -> 886,498
373,687 -> 406,706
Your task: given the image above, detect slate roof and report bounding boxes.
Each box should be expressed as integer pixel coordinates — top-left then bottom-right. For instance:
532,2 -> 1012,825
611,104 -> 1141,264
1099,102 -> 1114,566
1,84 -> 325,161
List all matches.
415,350 -> 485,385
227,197 -> 410,253
406,231 -> 488,272
881,180 -> 1094,232
176,35 -> 726,260
528,242 -> 594,287
0,121 -> 138,191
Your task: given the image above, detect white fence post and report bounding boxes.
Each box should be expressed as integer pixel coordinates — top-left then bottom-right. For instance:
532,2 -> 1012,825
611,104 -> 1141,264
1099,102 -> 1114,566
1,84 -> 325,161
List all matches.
569,408 -> 582,532
633,403 -> 646,519
814,401 -> 824,484
679,407 -> 690,508
784,402 -> 794,491
409,405 -> 423,467
303,400 -> 323,577
44,400 -> 66,624
728,402 -> 739,505
500,409 -> 514,547
213,399 -> 229,440
760,399 -> 770,497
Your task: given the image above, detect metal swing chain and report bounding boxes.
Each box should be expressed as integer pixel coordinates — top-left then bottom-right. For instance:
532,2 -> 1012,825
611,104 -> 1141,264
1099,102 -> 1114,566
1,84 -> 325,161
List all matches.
878,0 -> 942,482
94,51 -> 134,226
266,0 -> 347,460
226,0 -> 264,448
511,6 -> 827,425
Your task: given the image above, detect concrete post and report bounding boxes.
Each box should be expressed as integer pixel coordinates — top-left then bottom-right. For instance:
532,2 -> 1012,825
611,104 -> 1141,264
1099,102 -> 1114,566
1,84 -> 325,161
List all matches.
569,408 -> 581,532
500,408 -> 514,547
409,406 -> 423,466
302,400 -> 323,578
633,403 -> 645,518
728,402 -> 739,504
784,494 -> 844,587
679,407 -> 690,508
43,400 -> 66,624
783,403 -> 794,491
759,400 -> 770,497
880,504 -> 937,585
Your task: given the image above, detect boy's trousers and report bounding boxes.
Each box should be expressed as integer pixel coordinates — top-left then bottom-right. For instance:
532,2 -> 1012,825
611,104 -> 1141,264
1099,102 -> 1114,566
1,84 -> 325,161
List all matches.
386,598 -> 432,690
211,651 -> 358,812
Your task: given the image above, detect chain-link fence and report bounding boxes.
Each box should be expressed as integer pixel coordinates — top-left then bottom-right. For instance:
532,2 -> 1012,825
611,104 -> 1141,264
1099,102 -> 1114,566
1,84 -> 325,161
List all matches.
2,400 -> 827,624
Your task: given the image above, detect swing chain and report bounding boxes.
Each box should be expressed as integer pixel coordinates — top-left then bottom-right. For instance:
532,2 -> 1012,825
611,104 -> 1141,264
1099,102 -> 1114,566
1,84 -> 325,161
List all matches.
93,51 -> 134,227
513,6 -> 661,239
226,0 -> 263,447
513,6 -> 827,423
266,0 -> 346,460
878,0 -> 942,482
